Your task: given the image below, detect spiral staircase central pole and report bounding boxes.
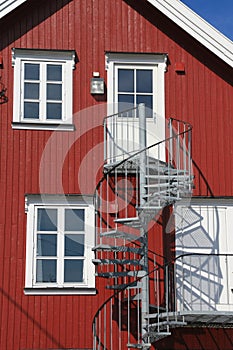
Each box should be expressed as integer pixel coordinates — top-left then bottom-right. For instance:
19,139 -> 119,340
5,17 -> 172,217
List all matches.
138,103 -> 149,346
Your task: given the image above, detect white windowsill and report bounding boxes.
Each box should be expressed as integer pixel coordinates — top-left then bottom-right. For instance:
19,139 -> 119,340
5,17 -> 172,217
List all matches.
12,122 -> 75,131
24,287 -> 97,295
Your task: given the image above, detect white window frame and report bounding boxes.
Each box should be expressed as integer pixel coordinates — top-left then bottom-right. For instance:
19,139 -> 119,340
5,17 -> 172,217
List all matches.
175,198 -> 233,311
24,195 -> 96,295
12,49 -> 76,131
106,52 -> 167,116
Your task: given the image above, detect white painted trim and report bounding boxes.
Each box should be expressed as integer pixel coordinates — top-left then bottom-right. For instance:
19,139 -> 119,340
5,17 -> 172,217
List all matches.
24,288 -> 97,295
0,0 -> 27,19
12,49 -> 76,128
146,0 -> 233,67
25,194 -> 96,293
12,122 -> 75,131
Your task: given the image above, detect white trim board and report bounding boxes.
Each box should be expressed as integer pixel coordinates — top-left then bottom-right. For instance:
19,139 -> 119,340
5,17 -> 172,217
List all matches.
146,0 -> 233,68
0,0 -> 27,19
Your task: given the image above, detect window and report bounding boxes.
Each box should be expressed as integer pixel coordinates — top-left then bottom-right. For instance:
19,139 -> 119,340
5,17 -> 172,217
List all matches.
12,49 -> 76,131
117,66 -> 154,116
175,198 -> 233,311
106,52 -> 167,118
25,195 -> 95,295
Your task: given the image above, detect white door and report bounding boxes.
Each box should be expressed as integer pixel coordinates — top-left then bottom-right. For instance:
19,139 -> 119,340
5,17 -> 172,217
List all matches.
106,53 -> 167,162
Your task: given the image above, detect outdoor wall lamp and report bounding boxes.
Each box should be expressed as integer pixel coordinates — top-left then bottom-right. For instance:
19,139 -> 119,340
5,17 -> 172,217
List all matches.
90,72 -> 104,94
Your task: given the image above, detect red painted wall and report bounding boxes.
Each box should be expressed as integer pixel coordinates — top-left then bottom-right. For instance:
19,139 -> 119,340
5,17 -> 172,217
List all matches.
0,0 -> 232,349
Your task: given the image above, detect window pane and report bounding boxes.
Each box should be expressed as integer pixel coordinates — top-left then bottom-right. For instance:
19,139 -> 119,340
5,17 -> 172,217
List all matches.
46,103 -> 62,120
36,259 -> 57,282
37,208 -> 57,231
65,209 -> 85,231
118,94 -> 135,116
136,95 -> 153,117
24,83 -> 39,99
47,64 -> 62,81
136,70 -> 152,93
25,63 -> 39,80
24,102 -> 39,119
65,234 -> 84,256
64,260 -> 83,282
37,234 -> 57,256
47,83 -> 62,100
118,69 -> 134,92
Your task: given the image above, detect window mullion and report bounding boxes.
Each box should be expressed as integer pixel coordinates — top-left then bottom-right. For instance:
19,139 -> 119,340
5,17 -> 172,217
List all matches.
134,68 -> 137,108
40,63 -> 46,121
57,207 -> 64,286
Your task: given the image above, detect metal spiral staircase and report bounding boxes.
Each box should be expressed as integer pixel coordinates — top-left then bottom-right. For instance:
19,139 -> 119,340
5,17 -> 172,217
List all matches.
92,104 -> 193,349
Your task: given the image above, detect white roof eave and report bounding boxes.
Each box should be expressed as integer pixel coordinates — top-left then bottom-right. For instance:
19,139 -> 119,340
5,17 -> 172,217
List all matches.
0,0 -> 27,19
146,0 -> 233,68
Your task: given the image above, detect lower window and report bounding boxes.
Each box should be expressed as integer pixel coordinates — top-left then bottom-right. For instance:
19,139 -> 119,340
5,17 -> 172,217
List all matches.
24,195 -> 95,295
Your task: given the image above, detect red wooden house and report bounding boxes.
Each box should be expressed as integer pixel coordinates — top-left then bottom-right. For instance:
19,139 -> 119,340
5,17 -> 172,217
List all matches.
0,0 -> 232,349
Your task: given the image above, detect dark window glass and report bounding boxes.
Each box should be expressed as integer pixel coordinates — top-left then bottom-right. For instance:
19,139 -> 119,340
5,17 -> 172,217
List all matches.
136,95 -> 153,117
118,69 -> 134,92
65,209 -> 85,231
46,103 -> 62,120
37,208 -> 57,231
65,234 -> 84,256
136,69 -> 152,93
37,234 -> 57,256
118,95 -> 134,117
24,83 -> 39,100
25,63 -> 40,80
24,102 -> 39,119
47,64 -> 62,81
64,260 -> 83,282
47,84 -> 62,100
36,259 -> 57,282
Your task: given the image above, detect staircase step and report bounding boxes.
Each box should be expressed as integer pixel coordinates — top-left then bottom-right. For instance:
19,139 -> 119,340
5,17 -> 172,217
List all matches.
142,332 -> 171,340
92,258 -> 143,266
127,343 -> 151,349
100,230 -> 139,241
145,174 -> 192,180
147,321 -> 187,328
96,270 -> 146,278
144,182 -> 192,189
93,244 -> 144,255
114,217 -> 142,228
106,281 -> 143,290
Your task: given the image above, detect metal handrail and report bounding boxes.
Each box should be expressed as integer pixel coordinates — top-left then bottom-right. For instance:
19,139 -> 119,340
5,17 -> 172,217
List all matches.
93,109 -> 193,349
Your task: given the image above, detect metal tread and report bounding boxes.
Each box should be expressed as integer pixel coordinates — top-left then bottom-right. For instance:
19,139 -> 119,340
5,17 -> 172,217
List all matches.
92,244 -> 144,255
92,258 -> 143,266
96,270 -> 146,278
100,230 -> 139,241
127,343 -> 151,349
114,216 -> 142,228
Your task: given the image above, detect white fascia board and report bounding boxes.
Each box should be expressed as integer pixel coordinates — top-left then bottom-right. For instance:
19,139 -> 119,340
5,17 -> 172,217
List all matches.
0,0 -> 27,19
146,0 -> 233,68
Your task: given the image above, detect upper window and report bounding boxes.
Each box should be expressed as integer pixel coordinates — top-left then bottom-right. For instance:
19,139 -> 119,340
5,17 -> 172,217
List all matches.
117,66 -> 154,117
106,52 -> 167,119
25,195 -> 95,295
12,49 -> 76,131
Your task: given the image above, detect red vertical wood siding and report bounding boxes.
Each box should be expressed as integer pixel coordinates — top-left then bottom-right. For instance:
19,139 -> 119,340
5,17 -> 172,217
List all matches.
0,0 -> 232,349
